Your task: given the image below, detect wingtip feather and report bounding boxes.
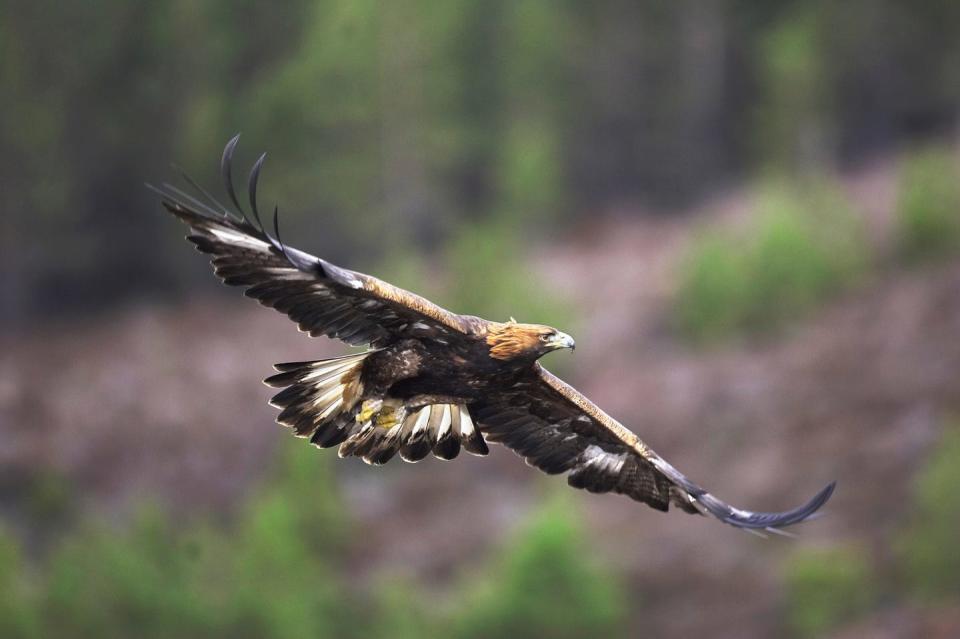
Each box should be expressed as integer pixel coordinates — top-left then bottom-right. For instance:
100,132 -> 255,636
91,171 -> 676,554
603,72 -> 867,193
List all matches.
702,480 -> 837,531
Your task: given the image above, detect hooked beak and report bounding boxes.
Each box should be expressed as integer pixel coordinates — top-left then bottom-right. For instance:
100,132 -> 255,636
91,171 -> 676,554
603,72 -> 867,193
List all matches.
547,331 -> 576,352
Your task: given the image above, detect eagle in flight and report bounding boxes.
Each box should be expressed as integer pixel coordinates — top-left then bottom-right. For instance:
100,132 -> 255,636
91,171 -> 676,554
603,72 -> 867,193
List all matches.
153,135 -> 834,534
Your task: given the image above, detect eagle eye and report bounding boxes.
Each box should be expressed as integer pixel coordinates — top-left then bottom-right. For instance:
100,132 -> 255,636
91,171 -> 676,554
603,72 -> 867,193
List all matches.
539,332 -> 554,343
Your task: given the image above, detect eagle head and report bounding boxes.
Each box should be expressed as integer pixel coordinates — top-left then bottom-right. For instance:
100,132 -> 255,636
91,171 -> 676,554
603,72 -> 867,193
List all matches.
486,320 -> 576,361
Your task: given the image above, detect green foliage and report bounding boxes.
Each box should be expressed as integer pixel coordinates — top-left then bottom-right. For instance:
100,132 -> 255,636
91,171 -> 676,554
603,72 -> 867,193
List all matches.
492,0 -> 570,226
0,449 -> 629,638
42,509 -> 218,639
783,422 -> 960,637
267,439 -> 352,555
674,235 -> 751,343
444,217 -> 574,329
190,441 -> 355,639
31,443 -> 355,639
364,495 -> 629,639
366,497 -> 629,639
755,5 -> 830,173
6,0 -> 960,321
365,497 -> 630,639
0,529 -> 39,639
367,575 -> 440,639
896,425 -> 960,601
897,147 -> 960,262
233,0 -> 574,250
676,180 -> 868,343
23,471 -> 75,532
451,496 -> 628,639
784,545 -> 877,639
495,118 -> 564,224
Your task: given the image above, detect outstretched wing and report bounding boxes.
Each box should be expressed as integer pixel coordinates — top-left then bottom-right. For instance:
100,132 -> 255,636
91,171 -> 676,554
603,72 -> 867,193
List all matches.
152,135 -> 479,348
472,364 -> 835,532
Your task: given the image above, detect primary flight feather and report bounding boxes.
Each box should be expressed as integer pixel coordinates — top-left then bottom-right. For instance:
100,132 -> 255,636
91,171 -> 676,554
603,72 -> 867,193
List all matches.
153,135 -> 834,533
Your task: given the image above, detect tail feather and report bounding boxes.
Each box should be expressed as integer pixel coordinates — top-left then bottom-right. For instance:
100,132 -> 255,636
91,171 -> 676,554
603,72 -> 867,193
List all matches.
399,407 -> 434,462
264,351 -> 488,465
342,403 -> 486,466
434,404 -> 461,460
457,407 -> 489,456
264,351 -> 372,445
338,422 -> 377,458
309,416 -> 353,448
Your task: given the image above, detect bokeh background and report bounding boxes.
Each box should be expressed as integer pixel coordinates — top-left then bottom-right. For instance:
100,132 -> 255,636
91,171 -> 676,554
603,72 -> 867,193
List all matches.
3,2 -> 960,637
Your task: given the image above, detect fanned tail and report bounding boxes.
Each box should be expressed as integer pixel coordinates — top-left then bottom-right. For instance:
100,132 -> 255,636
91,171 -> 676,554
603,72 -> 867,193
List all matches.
264,353 -> 488,466
264,351 -> 372,448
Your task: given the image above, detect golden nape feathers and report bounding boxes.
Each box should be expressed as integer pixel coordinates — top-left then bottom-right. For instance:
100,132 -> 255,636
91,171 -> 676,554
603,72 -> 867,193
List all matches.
485,321 -> 558,361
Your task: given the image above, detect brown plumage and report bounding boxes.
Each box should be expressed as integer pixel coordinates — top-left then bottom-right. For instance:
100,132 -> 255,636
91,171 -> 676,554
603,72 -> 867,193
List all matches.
486,321 -> 557,360
151,136 -> 835,533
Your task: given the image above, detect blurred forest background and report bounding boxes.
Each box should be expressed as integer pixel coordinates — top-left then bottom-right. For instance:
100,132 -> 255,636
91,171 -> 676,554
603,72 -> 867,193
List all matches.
2,1 -> 960,637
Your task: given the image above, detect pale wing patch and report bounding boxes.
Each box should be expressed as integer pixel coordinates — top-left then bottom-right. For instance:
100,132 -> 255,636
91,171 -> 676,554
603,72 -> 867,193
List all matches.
567,445 -> 630,493
209,227 -> 272,250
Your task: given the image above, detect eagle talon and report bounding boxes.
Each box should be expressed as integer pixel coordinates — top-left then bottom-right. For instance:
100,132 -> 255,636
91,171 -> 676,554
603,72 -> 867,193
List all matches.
374,405 -> 403,428
357,399 -> 383,424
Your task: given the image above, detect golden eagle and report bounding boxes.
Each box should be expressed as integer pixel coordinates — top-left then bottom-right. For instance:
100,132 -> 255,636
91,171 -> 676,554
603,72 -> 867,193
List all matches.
152,136 -> 834,533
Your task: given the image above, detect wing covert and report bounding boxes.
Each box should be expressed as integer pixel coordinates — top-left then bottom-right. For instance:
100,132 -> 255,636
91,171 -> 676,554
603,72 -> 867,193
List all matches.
152,136 -> 478,348
473,363 -> 835,532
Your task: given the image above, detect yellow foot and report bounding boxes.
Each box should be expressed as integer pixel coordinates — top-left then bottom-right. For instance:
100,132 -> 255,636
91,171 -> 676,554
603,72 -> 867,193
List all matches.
374,409 -> 401,429
356,399 -> 383,424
